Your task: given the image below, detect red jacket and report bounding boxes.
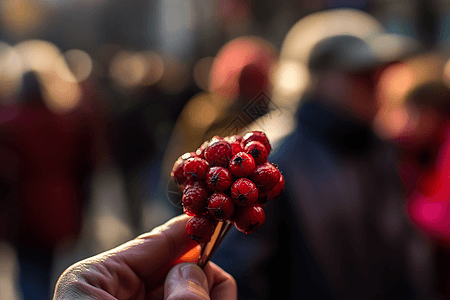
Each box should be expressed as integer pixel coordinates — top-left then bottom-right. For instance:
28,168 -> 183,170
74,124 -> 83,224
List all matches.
401,124 -> 450,241
0,100 -> 94,250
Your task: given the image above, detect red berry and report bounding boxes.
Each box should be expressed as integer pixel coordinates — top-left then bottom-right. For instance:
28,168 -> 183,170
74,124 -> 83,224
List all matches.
204,140 -> 233,168
267,174 -> 285,201
230,141 -> 244,156
183,157 -> 209,181
182,184 -> 209,216
229,152 -> 256,178
244,141 -> 269,165
205,166 -> 233,192
171,158 -> 187,189
231,178 -> 258,206
242,131 -> 271,154
248,162 -> 281,193
183,181 -> 205,194
257,190 -> 268,206
186,216 -> 216,243
233,205 -> 265,234
207,192 -> 235,220
172,152 -> 201,188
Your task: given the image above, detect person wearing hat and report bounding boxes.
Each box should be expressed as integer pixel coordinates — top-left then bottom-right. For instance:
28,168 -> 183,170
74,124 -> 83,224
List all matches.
213,9 -> 438,299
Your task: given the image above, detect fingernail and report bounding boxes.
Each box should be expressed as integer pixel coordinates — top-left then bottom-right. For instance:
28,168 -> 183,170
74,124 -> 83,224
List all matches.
165,263 -> 210,299
180,263 -> 207,286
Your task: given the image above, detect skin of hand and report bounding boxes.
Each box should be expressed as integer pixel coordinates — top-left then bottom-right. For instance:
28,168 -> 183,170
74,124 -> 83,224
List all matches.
53,214 -> 237,300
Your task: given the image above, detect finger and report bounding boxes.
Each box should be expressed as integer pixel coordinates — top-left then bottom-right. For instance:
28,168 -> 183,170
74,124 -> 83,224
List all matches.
115,214 -> 198,279
164,263 -> 210,300
144,244 -> 203,297
204,262 -> 237,300
54,215 -> 199,299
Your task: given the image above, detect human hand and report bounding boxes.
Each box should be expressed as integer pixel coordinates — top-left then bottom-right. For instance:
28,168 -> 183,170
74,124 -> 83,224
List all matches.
53,214 -> 237,299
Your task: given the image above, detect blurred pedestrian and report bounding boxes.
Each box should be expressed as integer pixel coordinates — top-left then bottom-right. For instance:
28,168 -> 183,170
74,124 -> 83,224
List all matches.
375,53 -> 450,298
374,52 -> 450,197
162,36 -> 278,185
108,53 -> 200,233
402,81 -> 450,299
214,9 -> 436,300
0,71 -> 96,300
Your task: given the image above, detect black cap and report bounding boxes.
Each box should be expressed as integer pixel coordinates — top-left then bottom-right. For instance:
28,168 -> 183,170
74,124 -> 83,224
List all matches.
308,34 -> 421,73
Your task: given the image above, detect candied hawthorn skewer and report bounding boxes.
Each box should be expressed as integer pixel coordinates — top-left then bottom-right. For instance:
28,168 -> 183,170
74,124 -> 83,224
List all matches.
169,131 -> 282,268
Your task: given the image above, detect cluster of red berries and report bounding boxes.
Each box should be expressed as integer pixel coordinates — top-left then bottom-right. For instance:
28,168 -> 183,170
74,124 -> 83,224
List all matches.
171,131 -> 284,243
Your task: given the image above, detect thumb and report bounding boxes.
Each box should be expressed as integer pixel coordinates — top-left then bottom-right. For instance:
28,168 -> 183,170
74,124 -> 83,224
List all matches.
165,263 -> 210,300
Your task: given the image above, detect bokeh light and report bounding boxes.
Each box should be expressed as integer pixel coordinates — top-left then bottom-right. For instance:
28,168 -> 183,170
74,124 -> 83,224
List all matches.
374,53 -> 447,140
140,50 -> 164,87
0,42 -> 23,103
0,241 -> 21,300
271,60 -> 310,109
156,55 -> 191,94
63,49 -> 93,83
378,63 -> 415,106
15,40 -> 61,73
15,40 -> 82,113
0,0 -> 45,37
185,93 -> 218,129
443,58 -> 450,87
193,56 -> 214,91
374,63 -> 415,139
41,72 -> 82,113
109,50 -> 148,89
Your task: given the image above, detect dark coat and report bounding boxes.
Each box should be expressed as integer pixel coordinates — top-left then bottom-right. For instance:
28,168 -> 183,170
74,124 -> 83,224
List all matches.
213,100 -> 437,299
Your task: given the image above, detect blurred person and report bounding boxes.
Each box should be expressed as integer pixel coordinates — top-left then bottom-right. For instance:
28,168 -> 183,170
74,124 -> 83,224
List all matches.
394,82 -> 450,198
0,71 -> 96,299
374,52 -> 450,197
375,54 -> 450,298
213,9 -> 438,300
162,36 -> 278,182
52,214 -> 237,300
108,57 -> 201,233
400,82 -> 450,299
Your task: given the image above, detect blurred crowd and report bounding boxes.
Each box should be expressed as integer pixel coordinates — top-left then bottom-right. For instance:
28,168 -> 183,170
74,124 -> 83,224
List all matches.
1,0 -> 450,299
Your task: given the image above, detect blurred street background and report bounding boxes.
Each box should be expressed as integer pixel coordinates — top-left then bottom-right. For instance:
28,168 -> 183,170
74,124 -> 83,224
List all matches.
0,0 -> 450,299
